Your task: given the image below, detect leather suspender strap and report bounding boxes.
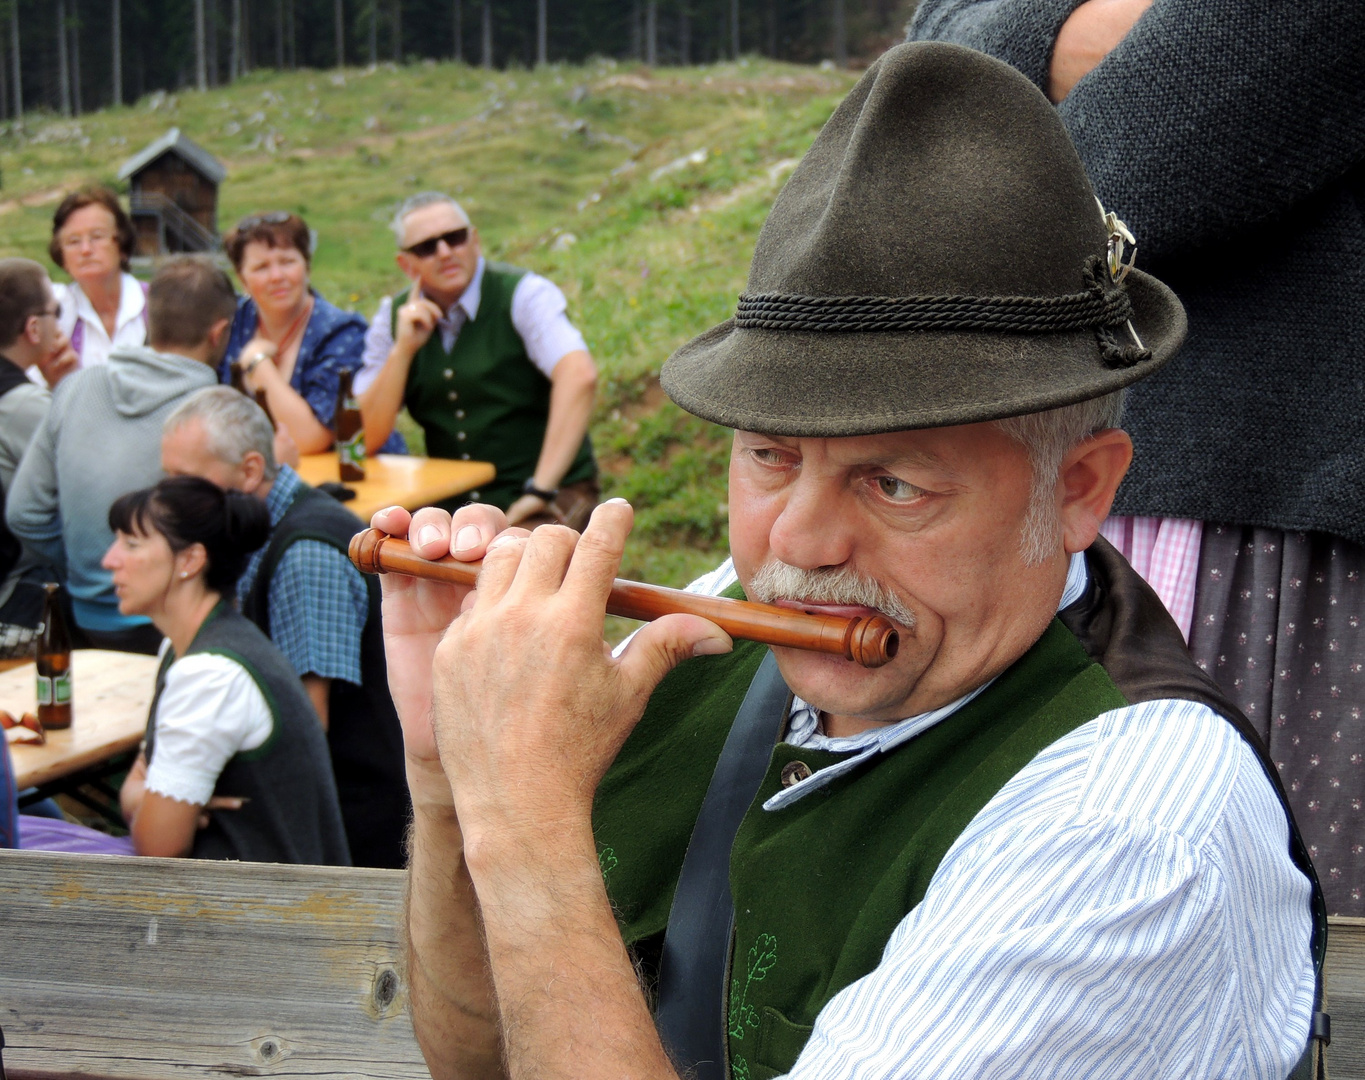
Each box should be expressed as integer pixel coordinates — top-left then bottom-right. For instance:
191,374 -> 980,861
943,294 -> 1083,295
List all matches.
655,652 -> 790,1080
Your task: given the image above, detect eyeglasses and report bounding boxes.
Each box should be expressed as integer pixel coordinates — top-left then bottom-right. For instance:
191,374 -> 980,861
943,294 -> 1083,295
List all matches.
59,229 -> 115,250
403,227 -> 470,258
38,303 -> 62,321
236,211 -> 292,231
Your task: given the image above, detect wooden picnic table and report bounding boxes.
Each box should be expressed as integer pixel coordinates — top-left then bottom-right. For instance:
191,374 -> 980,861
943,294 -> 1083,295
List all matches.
3,649 -> 160,791
297,453 -> 495,523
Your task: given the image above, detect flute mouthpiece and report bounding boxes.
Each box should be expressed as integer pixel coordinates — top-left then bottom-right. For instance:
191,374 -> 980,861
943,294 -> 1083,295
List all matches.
845,616 -> 899,668
350,529 -> 386,575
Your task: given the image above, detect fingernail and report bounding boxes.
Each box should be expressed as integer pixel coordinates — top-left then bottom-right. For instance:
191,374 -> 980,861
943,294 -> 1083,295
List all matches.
417,525 -> 442,549
454,525 -> 481,553
606,497 -> 629,506
488,533 -> 521,551
692,637 -> 732,657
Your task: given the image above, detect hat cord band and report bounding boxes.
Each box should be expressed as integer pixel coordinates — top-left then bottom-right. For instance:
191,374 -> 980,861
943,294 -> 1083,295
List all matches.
734,286 -> 1127,333
734,259 -> 1151,368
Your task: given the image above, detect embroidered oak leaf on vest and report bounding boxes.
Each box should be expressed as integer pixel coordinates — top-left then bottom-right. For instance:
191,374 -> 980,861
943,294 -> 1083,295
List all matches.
728,933 -> 777,1039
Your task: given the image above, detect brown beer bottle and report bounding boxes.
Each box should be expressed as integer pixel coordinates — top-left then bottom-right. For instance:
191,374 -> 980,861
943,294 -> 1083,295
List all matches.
229,360 -> 249,395
254,388 -> 276,429
335,368 -> 366,482
36,582 -> 72,730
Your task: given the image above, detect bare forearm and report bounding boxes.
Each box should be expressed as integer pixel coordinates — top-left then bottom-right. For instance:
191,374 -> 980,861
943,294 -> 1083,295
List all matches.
360,346 -> 416,453
406,766 -> 505,1080
534,354 -> 596,490
466,818 -> 678,1080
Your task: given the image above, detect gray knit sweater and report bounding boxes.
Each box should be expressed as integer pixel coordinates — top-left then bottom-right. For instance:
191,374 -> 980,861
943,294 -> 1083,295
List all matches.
908,1 -> 1365,544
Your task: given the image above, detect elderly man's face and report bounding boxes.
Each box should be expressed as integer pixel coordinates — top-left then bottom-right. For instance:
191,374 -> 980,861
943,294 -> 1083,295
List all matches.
728,423 -> 1076,731
397,201 -> 481,304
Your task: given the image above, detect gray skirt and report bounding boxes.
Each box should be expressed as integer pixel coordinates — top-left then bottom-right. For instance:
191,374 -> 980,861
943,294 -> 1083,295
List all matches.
1189,524 -> 1365,916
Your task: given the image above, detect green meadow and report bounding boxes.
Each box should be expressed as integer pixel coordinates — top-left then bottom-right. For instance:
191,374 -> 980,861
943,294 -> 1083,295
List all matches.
0,58 -> 856,597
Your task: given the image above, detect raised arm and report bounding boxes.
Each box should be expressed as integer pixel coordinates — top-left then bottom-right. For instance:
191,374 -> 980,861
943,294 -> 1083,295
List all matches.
358,287 -> 444,453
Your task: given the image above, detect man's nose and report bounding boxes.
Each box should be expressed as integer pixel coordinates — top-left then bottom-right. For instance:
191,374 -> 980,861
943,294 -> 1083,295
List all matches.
767,479 -> 855,571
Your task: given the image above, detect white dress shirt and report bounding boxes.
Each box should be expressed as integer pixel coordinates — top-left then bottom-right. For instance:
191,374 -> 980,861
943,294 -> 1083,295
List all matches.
655,554 -> 1315,1078
143,647 -> 273,807
354,257 -> 587,395
54,272 -> 148,369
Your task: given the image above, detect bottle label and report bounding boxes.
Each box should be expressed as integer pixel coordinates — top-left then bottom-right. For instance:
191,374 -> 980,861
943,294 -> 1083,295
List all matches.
54,670 -> 72,706
339,429 -> 366,469
36,674 -> 51,706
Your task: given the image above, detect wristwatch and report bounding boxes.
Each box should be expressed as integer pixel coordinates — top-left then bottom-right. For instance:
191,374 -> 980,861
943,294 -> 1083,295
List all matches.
241,351 -> 271,376
521,478 -> 559,502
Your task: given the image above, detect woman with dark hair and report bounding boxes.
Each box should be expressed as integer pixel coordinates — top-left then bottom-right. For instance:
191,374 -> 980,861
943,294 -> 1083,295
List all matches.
103,476 -> 350,865
221,212 -> 404,454
47,186 -> 146,385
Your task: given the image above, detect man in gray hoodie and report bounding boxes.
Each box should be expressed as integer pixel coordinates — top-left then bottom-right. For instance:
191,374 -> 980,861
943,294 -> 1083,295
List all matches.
6,256 -> 237,654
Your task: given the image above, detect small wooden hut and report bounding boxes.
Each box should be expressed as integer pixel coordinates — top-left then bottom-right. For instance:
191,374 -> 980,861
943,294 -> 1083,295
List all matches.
117,128 -> 227,256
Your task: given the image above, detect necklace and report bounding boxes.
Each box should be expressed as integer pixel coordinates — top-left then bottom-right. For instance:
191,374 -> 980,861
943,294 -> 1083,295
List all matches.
261,293 -> 314,359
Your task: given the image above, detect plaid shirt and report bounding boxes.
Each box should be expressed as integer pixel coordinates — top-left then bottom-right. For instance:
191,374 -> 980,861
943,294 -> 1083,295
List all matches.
235,465 -> 368,685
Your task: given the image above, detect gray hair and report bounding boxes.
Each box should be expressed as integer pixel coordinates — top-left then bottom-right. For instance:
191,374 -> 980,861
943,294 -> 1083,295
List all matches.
163,387 -> 280,481
390,191 -> 471,245
995,390 -> 1126,566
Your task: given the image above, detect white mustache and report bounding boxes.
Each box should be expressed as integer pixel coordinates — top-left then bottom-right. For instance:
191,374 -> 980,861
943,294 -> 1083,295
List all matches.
747,559 -> 917,630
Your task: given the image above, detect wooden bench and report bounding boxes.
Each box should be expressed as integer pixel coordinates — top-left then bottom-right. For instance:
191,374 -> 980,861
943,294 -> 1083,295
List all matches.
3,847 -> 1364,1078
0,849 -> 430,1079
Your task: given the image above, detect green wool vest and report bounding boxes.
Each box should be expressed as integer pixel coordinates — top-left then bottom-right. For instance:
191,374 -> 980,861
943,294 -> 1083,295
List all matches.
395,262 -> 596,511
592,586 -> 1127,1080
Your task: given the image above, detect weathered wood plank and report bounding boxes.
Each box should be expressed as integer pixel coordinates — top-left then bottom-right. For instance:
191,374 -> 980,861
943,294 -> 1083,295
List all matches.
0,849 -> 431,1079
1327,917 -> 1365,1079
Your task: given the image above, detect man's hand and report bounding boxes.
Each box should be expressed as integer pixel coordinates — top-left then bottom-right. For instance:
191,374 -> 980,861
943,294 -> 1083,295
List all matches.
38,338 -> 79,388
1048,0 -> 1152,103
429,500 -> 731,849
504,493 -> 550,527
394,280 -> 444,357
369,503 -> 526,778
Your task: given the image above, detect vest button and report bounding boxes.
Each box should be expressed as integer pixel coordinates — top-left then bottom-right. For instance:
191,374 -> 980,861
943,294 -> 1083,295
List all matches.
780,760 -> 812,787
443,368 -> 454,380
455,409 -> 465,419
469,491 -> 481,501
461,453 -> 470,460
457,431 -> 467,441
447,391 -> 457,401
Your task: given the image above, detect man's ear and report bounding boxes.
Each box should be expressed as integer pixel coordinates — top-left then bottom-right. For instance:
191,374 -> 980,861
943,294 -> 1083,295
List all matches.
207,317 -> 232,349
1057,428 -> 1133,554
239,450 -> 268,494
395,252 -> 416,278
22,314 -> 43,345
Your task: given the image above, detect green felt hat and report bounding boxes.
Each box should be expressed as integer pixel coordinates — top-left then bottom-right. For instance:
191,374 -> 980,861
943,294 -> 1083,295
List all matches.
661,42 -> 1186,435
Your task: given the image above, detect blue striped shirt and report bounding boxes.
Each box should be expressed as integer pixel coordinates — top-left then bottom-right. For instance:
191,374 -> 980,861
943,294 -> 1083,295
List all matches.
673,556 -> 1315,1078
235,466 -> 369,686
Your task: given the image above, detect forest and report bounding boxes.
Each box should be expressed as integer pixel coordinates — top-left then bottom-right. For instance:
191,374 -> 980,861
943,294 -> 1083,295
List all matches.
0,0 -> 910,120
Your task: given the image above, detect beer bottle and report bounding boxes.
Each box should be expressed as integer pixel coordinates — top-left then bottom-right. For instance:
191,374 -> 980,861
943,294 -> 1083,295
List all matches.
229,360 -> 249,395
254,388 -> 276,430
36,582 -> 72,730
335,368 -> 366,482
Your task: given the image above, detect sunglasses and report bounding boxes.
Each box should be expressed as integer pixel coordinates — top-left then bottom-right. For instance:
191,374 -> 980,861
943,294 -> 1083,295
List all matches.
236,211 -> 292,231
403,227 -> 470,258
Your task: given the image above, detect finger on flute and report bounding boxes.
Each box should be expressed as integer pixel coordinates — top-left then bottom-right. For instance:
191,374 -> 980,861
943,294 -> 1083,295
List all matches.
349,529 -> 899,668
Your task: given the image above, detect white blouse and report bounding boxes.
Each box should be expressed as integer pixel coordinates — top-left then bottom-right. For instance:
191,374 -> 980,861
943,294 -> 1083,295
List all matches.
53,271 -> 148,370
142,649 -> 273,807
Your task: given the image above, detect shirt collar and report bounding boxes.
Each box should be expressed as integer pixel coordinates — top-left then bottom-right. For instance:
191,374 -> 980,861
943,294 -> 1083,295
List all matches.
447,257 -> 486,324
71,272 -> 145,336
264,464 -> 303,527
766,550 -> 1092,811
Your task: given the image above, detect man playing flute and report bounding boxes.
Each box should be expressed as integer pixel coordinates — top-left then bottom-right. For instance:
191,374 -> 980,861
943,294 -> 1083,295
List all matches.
370,43 -> 1324,1080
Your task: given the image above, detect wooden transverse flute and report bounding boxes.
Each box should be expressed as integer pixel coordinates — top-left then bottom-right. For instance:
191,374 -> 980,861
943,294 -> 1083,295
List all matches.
348,528 -> 900,669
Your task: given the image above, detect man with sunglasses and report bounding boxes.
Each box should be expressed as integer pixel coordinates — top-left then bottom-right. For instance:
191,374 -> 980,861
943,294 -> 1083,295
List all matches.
357,192 -> 599,529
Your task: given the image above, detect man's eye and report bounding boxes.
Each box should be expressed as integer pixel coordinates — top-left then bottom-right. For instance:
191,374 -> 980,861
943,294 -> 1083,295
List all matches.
875,476 -> 922,501
751,448 -> 787,465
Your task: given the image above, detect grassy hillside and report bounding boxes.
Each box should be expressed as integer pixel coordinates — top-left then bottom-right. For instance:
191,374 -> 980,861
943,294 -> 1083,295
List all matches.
0,59 -> 856,590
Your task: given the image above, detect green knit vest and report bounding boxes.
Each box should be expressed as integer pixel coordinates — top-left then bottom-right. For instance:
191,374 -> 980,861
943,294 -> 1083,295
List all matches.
593,586 -> 1127,1080
395,262 -> 596,511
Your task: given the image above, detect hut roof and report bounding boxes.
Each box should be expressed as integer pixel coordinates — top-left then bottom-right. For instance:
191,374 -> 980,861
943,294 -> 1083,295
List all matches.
117,128 -> 226,185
